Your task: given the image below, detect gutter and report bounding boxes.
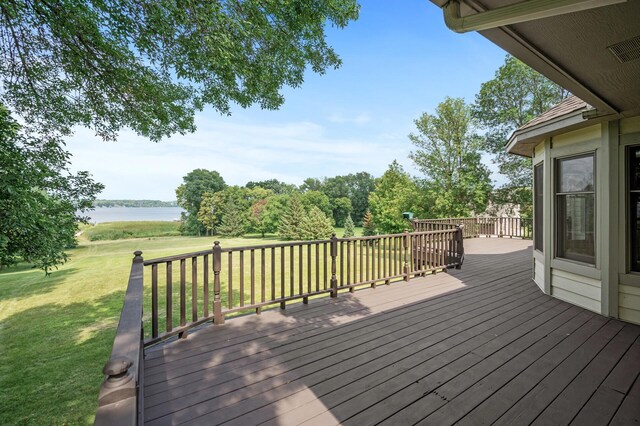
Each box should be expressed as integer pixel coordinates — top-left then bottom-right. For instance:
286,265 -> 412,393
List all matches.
443,0 -> 626,34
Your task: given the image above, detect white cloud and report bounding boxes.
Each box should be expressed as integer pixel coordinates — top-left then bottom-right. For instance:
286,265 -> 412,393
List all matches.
65,115 -> 409,200
327,112 -> 372,125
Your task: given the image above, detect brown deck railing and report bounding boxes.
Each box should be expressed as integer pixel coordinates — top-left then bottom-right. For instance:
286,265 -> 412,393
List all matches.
140,228 -> 464,346
94,251 -> 145,426
95,216 -> 533,424
412,217 -> 532,239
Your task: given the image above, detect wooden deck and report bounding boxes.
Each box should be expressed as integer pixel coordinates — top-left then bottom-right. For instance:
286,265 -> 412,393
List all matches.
142,238 -> 640,425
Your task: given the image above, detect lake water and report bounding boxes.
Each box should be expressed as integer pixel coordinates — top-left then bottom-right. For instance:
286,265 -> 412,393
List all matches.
84,207 -> 184,223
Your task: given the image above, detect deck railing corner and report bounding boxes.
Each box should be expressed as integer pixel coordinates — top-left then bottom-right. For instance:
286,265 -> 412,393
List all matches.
94,251 -> 144,426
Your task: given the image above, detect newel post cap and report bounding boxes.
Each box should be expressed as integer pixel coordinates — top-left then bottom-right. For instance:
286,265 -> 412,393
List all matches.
102,357 -> 133,383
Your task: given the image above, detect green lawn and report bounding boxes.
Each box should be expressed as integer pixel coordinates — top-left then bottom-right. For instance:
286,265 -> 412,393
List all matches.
0,225 -> 363,424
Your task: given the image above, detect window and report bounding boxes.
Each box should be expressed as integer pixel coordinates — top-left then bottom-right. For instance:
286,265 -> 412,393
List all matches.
630,146 -> 640,272
555,153 -> 595,264
534,163 -> 543,252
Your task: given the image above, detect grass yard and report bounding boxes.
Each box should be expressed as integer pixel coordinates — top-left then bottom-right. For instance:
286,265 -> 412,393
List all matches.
0,226 -> 362,424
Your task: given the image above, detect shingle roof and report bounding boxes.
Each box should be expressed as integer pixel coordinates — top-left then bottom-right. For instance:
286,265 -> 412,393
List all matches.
518,95 -> 590,131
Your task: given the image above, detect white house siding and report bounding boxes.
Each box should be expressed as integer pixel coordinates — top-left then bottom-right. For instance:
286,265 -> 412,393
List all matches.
620,116 -> 640,135
619,285 -> 640,324
534,258 -> 545,292
551,269 -> 601,313
551,125 -> 600,149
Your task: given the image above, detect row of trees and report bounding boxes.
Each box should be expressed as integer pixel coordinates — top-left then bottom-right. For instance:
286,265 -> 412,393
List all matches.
176,170 -> 376,237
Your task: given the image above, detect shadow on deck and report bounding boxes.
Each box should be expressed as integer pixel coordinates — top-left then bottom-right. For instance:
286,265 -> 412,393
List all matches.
141,238 -> 640,425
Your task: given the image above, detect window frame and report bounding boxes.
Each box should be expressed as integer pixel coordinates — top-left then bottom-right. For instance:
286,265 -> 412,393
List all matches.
554,152 -> 596,265
629,145 -> 640,273
534,162 -> 544,253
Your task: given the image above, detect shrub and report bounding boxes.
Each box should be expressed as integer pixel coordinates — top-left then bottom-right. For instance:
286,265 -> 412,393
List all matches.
301,207 -> 335,240
343,214 -> 355,238
362,210 -> 376,236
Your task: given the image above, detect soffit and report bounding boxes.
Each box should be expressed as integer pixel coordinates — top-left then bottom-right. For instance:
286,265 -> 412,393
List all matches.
429,0 -> 640,116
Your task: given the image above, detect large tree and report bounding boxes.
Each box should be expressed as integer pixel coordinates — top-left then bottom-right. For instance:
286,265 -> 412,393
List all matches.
409,97 -> 492,218
368,161 -> 423,234
0,106 -> 103,272
176,169 -> 226,235
0,0 -> 360,140
474,55 -> 569,214
321,172 -> 375,224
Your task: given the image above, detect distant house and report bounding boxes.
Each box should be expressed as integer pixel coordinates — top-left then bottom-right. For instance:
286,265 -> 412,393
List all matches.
431,0 -> 640,324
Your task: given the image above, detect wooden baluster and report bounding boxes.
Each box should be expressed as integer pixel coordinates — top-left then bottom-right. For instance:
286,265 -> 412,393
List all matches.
151,263 -> 158,339
323,243 -> 328,290
366,238 -> 370,284
299,245 -> 303,296
370,238 -> 376,288
228,252 -> 233,310
191,256 -> 197,322
179,258 -> 186,332
346,240 -> 351,286
393,237 -> 398,276
250,249 -> 255,307
280,247 -> 285,309
239,250 -> 245,307
316,244 -> 320,292
304,244 -> 310,304
403,230 -> 410,282
357,240 -> 362,290
339,241 -> 344,288
330,234 -> 338,298
289,246 -> 294,296
261,248 -> 266,306
377,237 -> 381,284
203,254 -> 209,318
271,247 -> 276,301
166,261 -> 173,332
383,237 -> 388,284
212,241 -> 224,325
307,245 -> 311,294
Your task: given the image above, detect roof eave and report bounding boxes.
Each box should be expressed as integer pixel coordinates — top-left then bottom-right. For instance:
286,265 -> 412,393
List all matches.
506,108 -> 596,157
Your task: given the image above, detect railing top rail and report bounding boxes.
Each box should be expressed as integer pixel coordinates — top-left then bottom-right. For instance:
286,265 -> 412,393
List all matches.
95,251 -> 144,425
219,239 -> 333,252
143,249 -> 213,266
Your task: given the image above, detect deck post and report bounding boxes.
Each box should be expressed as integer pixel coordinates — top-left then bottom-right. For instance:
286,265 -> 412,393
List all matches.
455,225 -> 465,269
212,241 -> 225,325
403,230 -> 410,282
330,234 -> 338,298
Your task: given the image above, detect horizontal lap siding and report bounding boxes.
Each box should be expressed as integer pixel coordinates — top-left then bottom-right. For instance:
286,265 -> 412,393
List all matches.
533,258 -> 544,292
619,284 -> 640,324
551,269 -> 601,314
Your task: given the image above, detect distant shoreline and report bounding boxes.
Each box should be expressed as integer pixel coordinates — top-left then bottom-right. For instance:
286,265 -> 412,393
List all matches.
94,199 -> 178,208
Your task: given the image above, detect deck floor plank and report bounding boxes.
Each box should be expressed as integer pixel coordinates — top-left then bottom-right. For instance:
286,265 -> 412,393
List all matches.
140,238 -> 640,426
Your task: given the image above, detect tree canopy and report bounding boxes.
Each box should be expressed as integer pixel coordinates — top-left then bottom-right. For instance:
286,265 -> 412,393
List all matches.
0,106 -> 103,272
368,161 -> 422,234
176,169 -> 226,235
0,0 -> 360,140
474,55 -> 569,213
410,97 -> 492,217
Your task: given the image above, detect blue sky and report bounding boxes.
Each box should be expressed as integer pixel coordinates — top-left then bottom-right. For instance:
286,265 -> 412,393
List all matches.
66,0 -> 508,201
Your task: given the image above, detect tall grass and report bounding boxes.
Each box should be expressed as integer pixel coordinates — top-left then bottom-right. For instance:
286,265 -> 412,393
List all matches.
83,221 -> 181,241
